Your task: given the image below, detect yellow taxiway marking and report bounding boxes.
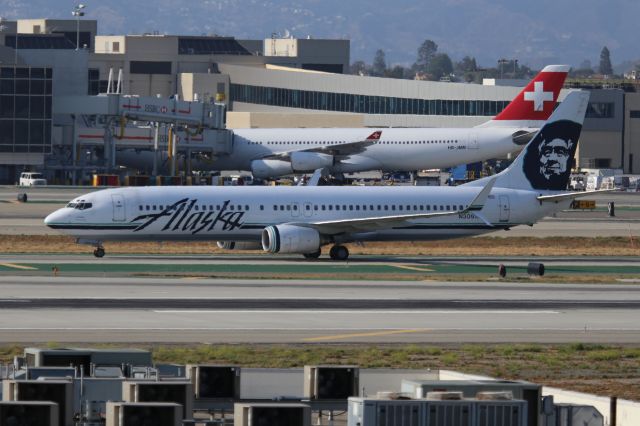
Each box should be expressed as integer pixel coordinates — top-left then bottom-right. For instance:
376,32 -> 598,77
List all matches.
393,264 -> 435,272
0,263 -> 37,270
303,329 -> 431,342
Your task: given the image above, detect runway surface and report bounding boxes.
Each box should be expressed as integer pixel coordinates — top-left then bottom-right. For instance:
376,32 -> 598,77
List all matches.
0,273 -> 639,344
2,186 -> 640,344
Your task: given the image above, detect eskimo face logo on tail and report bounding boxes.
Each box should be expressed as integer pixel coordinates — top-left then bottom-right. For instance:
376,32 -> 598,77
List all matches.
523,120 -> 581,190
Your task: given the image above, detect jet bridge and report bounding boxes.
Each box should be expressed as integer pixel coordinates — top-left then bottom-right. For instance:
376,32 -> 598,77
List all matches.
53,93 -> 232,183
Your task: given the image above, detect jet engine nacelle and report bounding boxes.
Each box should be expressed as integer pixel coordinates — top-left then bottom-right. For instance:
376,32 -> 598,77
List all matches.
261,224 -> 321,254
290,152 -> 333,172
216,241 -> 263,250
251,159 -> 294,179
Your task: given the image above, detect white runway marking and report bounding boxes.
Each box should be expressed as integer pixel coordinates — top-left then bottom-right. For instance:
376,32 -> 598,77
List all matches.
153,309 -> 561,314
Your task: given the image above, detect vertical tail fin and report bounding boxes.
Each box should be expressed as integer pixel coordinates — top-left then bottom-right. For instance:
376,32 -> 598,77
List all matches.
468,91 -> 590,192
478,65 -> 569,128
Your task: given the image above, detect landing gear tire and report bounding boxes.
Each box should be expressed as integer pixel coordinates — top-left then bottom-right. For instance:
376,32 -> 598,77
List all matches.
93,247 -> 105,258
329,245 -> 349,261
303,250 -> 322,260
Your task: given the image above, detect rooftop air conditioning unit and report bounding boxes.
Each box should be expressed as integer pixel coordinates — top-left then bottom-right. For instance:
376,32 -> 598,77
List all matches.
401,379 -> 540,426
24,347 -> 152,372
424,400 -> 474,426
24,348 -> 91,372
234,403 -> 311,426
555,404 -> 604,426
0,401 -> 59,426
304,365 -> 359,400
122,380 -> 193,420
26,367 -> 76,380
186,365 -> 241,400
426,391 -> 464,400
348,397 -> 424,426
106,402 -> 182,426
476,399 -> 527,426
2,380 -> 73,426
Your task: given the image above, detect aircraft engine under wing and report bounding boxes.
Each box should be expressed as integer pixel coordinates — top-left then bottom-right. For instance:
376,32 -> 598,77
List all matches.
290,152 -> 333,171
251,159 -> 293,179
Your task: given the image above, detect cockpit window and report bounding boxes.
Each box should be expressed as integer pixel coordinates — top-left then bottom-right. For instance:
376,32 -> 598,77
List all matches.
66,202 -> 92,210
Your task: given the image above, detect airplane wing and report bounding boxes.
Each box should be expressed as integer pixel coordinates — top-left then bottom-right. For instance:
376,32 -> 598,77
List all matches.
265,130 -> 383,160
536,189 -> 615,203
293,177 -> 496,234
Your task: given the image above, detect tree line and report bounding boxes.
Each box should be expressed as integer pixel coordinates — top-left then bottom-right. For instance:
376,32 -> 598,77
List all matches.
350,39 -> 533,83
351,41 -> 626,81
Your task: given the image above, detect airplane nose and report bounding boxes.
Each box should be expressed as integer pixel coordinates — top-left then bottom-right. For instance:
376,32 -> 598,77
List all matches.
44,209 -> 64,227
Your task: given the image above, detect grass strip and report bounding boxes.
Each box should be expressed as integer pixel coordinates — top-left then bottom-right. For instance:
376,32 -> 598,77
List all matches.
0,343 -> 637,401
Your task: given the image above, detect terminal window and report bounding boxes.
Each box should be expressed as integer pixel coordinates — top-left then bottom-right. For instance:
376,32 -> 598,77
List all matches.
586,102 -> 615,119
130,61 -> 172,75
0,67 -> 52,154
230,83 -> 508,117
178,37 -> 250,55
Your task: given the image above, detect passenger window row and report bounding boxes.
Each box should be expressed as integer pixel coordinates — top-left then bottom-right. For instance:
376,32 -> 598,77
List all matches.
248,140 -> 459,145
137,204 -> 257,212
273,204 -> 467,212
135,203 -> 468,214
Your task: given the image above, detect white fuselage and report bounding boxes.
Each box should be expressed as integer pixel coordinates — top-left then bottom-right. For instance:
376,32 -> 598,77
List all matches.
45,185 -> 563,245
207,127 -> 527,173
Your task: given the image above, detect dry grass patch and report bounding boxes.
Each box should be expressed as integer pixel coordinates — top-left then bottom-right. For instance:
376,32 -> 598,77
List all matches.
2,235 -> 640,257
0,343 -> 637,401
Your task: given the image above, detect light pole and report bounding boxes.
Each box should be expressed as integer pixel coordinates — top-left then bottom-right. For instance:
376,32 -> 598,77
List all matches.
72,4 -> 86,50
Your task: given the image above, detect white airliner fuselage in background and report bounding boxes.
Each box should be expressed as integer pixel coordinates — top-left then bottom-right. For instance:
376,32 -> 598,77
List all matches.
118,66 -> 568,177
46,91 -> 600,260
200,65 -> 569,178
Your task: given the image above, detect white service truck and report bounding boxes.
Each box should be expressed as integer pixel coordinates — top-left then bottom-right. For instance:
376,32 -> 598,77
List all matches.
19,172 -> 47,186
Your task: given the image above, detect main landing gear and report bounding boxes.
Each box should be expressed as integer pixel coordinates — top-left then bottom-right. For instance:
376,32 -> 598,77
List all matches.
303,250 -> 322,260
93,246 -> 105,258
300,245 -> 349,261
329,245 -> 349,261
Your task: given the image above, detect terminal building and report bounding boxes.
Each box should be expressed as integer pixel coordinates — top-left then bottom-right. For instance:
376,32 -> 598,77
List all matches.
0,16 -> 639,183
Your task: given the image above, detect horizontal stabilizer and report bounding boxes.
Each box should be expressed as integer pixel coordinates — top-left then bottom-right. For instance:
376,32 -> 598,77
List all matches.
537,189 -> 615,202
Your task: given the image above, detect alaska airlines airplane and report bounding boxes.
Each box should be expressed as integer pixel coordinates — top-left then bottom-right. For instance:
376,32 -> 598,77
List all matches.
46,91 -> 598,260
210,65 -> 569,178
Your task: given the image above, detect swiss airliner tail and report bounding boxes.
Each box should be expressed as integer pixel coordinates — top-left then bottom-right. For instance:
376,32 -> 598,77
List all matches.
477,65 -> 570,129
468,90 -> 590,192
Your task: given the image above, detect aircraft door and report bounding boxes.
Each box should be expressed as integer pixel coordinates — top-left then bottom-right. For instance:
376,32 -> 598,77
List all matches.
303,202 -> 313,217
112,194 -> 126,222
498,195 -> 510,222
468,133 -> 479,149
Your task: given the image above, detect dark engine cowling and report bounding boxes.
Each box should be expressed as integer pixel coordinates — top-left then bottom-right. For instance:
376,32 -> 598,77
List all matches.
251,159 -> 294,179
216,241 -> 263,250
261,225 -> 321,254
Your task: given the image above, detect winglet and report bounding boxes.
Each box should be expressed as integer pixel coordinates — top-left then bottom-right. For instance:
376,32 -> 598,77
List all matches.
367,131 -> 382,141
467,177 -> 496,212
